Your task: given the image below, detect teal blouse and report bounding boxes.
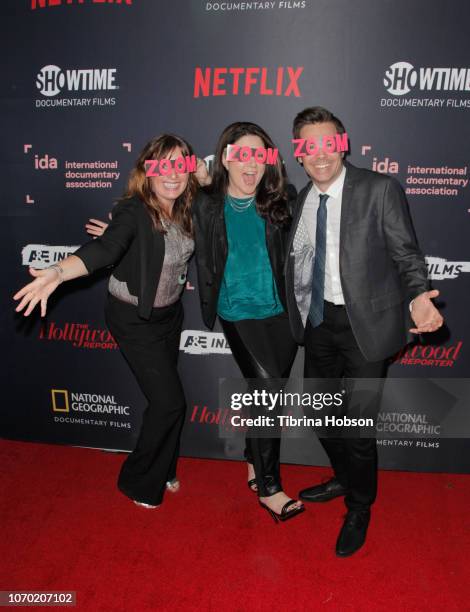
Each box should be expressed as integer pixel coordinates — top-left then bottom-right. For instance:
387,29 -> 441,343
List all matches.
217,195 -> 284,321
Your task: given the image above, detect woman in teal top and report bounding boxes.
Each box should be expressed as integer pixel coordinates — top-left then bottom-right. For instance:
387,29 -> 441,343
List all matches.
217,193 -> 284,321
193,122 -> 303,522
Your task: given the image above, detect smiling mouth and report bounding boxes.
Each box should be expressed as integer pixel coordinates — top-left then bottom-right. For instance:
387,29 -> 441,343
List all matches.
163,182 -> 181,190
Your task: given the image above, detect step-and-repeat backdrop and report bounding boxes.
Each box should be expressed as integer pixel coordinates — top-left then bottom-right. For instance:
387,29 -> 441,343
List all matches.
2,0 -> 469,472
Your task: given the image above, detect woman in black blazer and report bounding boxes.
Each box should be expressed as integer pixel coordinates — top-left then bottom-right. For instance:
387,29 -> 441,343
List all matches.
14,134 -> 199,509
192,122 -> 304,522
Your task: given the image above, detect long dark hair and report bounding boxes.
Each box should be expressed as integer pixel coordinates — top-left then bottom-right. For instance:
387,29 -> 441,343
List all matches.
209,122 -> 290,227
121,133 -> 198,235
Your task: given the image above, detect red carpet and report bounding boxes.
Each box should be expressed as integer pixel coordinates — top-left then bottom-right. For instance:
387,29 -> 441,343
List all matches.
1,439 -> 469,611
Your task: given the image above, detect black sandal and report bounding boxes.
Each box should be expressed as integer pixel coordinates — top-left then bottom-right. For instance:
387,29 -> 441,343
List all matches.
259,499 -> 305,523
248,478 -> 258,493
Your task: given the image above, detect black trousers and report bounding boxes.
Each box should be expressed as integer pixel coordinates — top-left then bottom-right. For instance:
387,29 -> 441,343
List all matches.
304,301 -> 387,511
220,312 -> 297,497
105,294 -> 186,506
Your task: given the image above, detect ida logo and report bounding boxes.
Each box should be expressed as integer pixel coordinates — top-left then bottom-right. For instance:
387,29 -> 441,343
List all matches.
393,341 -> 463,368
180,330 -> 231,355
36,65 -> 118,97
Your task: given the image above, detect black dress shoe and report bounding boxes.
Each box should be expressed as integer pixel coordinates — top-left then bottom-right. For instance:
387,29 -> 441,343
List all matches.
299,478 -> 347,503
336,510 -> 371,557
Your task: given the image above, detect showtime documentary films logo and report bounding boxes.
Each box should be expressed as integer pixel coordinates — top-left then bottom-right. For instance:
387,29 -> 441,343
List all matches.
51,388 -> 131,429
35,64 -> 118,108
381,61 -> 470,109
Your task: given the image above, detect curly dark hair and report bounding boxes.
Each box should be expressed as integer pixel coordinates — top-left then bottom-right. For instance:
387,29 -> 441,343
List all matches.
209,122 -> 290,227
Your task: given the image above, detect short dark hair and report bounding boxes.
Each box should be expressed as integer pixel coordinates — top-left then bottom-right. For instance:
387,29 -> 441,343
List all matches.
292,106 -> 346,138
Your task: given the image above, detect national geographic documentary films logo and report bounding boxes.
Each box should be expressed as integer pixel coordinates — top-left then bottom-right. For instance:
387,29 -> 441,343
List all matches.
35,65 -> 118,108
51,389 -> 131,429
381,61 -> 470,109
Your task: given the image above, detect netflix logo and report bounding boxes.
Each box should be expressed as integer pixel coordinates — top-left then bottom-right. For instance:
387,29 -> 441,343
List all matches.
193,66 -> 304,98
32,0 -> 132,8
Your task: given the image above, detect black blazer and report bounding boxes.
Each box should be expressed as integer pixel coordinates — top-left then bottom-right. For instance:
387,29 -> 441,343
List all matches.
192,188 -> 295,330
285,162 -> 430,361
74,197 -> 165,320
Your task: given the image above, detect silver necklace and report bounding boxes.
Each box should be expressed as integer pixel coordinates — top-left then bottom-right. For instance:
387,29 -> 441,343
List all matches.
227,194 -> 255,212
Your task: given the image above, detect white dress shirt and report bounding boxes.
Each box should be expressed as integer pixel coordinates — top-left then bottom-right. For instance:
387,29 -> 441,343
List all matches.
301,165 -> 346,305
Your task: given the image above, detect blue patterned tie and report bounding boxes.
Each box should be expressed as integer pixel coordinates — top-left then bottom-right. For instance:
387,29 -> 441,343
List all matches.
308,193 -> 329,327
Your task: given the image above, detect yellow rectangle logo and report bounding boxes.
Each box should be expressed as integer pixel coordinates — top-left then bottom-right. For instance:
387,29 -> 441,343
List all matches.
51,389 -> 69,413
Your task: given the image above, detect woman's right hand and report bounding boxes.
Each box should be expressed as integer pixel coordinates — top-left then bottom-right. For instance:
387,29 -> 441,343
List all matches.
13,267 -> 63,317
85,215 -> 110,238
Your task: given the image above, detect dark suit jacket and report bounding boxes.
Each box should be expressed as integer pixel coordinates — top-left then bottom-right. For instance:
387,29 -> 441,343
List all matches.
74,196 -> 166,320
192,187 -> 295,330
285,162 -> 430,361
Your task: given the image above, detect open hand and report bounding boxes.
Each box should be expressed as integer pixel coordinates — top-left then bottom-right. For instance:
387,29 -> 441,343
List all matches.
13,267 -> 62,317
410,289 -> 444,334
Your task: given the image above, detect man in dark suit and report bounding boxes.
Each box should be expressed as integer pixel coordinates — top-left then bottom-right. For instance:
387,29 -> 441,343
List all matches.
285,106 -> 443,556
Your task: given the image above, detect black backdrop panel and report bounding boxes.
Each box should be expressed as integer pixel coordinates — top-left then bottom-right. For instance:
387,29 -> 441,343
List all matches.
1,0 -> 469,472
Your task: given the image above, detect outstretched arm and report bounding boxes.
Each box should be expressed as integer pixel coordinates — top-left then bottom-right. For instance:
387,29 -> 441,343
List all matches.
382,178 -> 443,334
13,256 -> 88,317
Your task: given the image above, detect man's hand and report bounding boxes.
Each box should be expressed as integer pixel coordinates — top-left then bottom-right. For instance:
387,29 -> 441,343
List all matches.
410,289 -> 444,334
85,214 -> 111,238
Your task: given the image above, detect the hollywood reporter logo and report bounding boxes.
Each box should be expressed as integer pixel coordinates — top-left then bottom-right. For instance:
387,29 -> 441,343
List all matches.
393,341 -> 463,368
36,65 -> 118,97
